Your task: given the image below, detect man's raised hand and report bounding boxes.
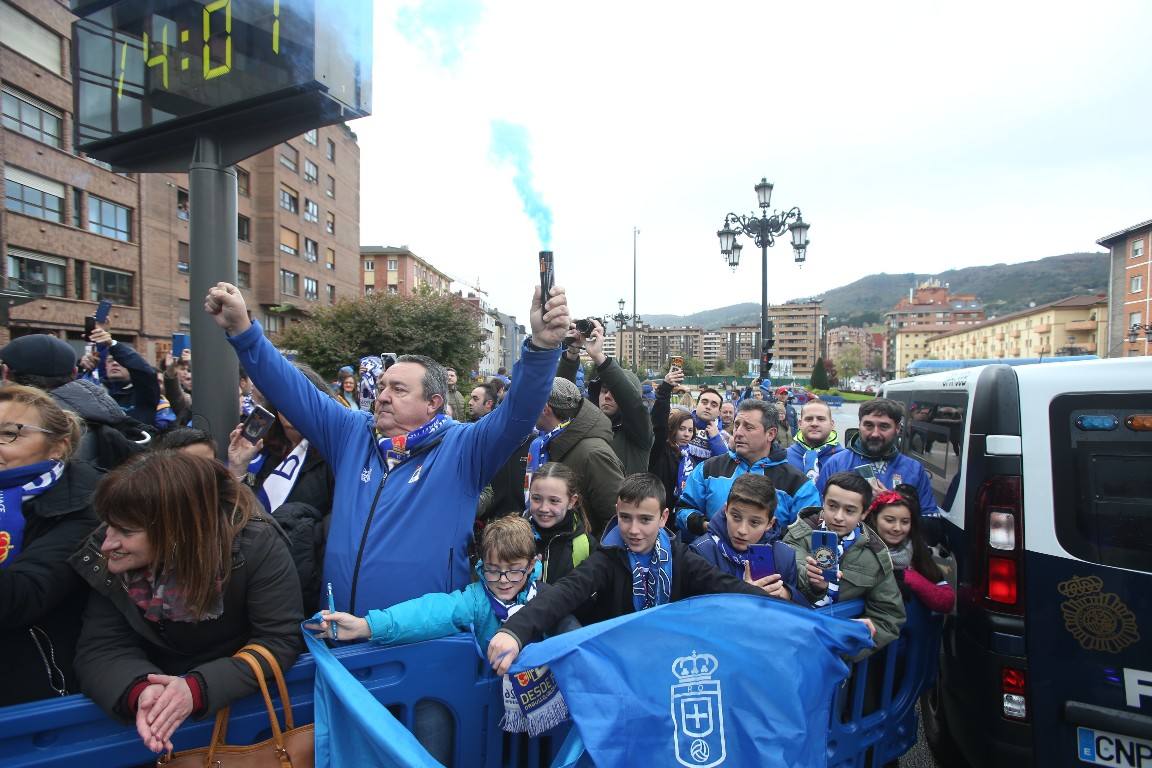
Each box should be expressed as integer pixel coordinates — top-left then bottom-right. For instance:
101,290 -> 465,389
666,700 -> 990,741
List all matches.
531,285 -> 571,349
203,282 -> 252,336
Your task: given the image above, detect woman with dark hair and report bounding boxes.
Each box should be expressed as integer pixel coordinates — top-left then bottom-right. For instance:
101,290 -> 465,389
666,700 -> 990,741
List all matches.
228,361 -> 336,610
0,384 -> 98,706
864,488 -> 953,613
71,451 -> 303,754
648,367 -> 699,515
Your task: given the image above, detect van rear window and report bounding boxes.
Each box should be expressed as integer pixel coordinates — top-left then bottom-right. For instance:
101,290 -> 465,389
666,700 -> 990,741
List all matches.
886,391 -> 967,509
1050,395 -> 1152,572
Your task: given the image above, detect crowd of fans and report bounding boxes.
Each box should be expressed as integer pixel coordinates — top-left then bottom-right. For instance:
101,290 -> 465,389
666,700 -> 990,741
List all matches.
0,279 -> 951,761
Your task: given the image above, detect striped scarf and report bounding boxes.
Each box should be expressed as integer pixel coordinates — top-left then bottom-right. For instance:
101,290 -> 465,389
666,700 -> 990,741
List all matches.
813,523 -> 860,607
0,460 -> 64,567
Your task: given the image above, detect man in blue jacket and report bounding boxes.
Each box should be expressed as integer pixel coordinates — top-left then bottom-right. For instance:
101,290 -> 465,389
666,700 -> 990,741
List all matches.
204,280 -> 570,614
785,398 -> 842,484
815,398 -> 939,516
675,400 -> 820,538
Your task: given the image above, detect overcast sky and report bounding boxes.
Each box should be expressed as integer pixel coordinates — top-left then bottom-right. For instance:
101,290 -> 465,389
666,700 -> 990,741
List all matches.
353,0 -> 1152,325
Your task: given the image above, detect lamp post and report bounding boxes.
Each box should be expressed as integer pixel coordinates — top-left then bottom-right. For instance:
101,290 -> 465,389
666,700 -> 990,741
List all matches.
717,177 -> 810,383
611,297 -> 641,371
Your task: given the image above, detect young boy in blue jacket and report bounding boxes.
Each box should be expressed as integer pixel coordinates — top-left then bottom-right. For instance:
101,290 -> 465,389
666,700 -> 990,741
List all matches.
308,515 -> 573,737
689,473 -> 807,606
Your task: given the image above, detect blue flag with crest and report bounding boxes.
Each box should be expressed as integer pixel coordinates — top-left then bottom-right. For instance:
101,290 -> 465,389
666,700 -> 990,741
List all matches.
515,594 -> 872,768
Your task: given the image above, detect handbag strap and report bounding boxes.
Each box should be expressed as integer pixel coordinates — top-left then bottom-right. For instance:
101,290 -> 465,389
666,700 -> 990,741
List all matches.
237,644 -> 295,730
229,651 -> 292,768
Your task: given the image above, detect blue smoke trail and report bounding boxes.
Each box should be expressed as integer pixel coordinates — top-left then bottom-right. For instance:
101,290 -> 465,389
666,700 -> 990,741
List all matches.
395,0 -> 485,68
490,120 -> 553,249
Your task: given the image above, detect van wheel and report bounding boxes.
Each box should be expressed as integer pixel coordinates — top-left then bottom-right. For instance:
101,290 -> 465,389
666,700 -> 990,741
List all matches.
921,685 -> 969,768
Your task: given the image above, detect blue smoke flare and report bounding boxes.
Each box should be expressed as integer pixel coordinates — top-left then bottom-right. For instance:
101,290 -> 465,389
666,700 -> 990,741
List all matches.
490,120 -> 553,249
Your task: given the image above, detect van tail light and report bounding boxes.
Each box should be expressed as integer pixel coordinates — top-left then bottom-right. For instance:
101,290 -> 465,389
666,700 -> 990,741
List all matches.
976,475 -> 1024,612
1002,667 -> 1028,719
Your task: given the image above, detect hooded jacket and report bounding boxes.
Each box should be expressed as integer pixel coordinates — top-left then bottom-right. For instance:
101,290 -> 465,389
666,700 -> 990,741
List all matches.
689,510 -> 808,607
50,379 -> 152,470
558,354 -> 652,476
815,433 -> 939,515
71,512 -> 304,722
533,510 -> 597,584
0,460 -> 100,707
544,400 -> 625,537
785,429 -> 843,484
98,341 -> 161,427
227,321 -> 558,614
647,380 -> 683,510
784,507 -> 906,656
675,447 -> 821,535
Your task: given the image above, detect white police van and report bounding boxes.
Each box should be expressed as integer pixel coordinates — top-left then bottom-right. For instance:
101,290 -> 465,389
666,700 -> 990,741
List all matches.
881,358 -> 1151,768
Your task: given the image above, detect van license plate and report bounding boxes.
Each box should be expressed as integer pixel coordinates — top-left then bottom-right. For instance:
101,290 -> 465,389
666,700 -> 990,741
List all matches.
1079,727 -> 1152,766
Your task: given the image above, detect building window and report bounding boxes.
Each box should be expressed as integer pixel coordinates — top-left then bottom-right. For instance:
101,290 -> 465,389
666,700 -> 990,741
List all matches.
178,241 -> 189,273
325,212 -> 335,235
1131,312 -> 1143,330
363,259 -> 375,272
264,313 -> 280,333
303,198 -> 319,223
237,261 -> 251,289
325,175 -> 335,198
1132,275 -> 1144,293
387,285 -> 398,294
0,4 -> 61,74
304,277 -> 318,301
1133,239 -> 1145,259
72,189 -> 84,227
327,284 -> 336,304
236,168 -> 250,196
178,299 -> 190,328
279,227 -> 299,257
365,285 -> 374,296
279,185 -> 298,214
304,238 -> 318,262
6,248 -> 65,296
280,144 -> 298,172
304,160 -> 318,183
90,266 -> 134,305
237,214 -> 251,242
326,139 -> 335,161
73,259 -> 85,299
280,269 -> 299,296
176,189 -> 189,220
325,248 -> 336,271
2,86 -> 62,147
88,195 -> 132,241
304,129 -> 318,145
387,258 -> 398,271
4,168 -> 63,223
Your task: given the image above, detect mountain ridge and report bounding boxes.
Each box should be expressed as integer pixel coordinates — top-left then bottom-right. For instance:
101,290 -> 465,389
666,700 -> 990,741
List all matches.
636,252 -> 1108,330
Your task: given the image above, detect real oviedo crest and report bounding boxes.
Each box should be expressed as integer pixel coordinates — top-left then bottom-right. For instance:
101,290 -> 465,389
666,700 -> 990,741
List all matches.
671,651 -> 727,767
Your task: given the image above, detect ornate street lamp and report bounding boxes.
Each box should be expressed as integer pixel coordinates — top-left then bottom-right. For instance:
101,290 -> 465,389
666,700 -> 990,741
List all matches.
611,298 -> 641,369
716,177 -> 810,380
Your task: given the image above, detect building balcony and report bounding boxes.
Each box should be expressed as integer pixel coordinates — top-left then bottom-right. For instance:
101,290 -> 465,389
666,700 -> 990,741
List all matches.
1034,323 -> 1051,334
1010,329 -> 1021,338
995,333 -> 1005,341
1065,320 -> 1097,332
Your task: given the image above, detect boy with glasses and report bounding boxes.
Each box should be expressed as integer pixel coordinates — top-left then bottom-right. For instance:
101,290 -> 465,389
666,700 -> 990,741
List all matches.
308,515 -> 575,736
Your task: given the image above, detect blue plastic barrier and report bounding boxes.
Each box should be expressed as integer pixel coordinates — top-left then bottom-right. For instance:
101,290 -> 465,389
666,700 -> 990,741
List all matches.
0,601 -> 939,767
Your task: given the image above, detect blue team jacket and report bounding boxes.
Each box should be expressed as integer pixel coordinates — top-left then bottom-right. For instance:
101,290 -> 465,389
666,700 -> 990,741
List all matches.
228,321 -> 559,613
675,448 -> 821,533
815,435 -> 939,515
689,510 -> 809,607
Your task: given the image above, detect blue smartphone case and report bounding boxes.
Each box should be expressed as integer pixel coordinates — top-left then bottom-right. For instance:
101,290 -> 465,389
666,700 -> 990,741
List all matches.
811,531 -> 839,581
747,544 -> 777,580
95,299 -> 113,323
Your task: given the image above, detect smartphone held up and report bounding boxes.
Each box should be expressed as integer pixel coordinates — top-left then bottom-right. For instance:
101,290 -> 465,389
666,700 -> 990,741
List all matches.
240,405 -> 276,444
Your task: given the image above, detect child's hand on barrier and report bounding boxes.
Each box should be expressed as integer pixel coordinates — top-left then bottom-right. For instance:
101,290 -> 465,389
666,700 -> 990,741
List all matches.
304,611 -> 369,641
488,631 -> 521,675
855,617 -> 877,638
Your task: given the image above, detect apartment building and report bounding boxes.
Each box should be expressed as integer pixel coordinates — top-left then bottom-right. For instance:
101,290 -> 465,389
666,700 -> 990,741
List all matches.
359,245 -> 453,298
1,0 -> 361,356
884,279 -> 986,378
1097,219 -> 1151,357
826,325 -> 878,374
926,295 -> 1107,362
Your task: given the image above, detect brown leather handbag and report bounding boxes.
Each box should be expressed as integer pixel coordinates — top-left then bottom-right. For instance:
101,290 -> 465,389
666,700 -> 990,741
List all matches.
156,644 -> 314,768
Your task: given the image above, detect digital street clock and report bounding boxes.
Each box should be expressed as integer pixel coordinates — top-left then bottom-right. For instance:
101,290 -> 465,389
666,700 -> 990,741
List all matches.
71,0 -> 372,171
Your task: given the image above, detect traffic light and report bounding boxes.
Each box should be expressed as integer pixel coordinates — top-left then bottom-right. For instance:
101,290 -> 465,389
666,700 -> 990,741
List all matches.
761,337 -> 774,372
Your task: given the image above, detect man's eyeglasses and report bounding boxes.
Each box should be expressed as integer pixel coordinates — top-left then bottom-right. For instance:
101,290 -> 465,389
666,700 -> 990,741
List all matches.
0,423 -> 55,444
481,566 -> 530,583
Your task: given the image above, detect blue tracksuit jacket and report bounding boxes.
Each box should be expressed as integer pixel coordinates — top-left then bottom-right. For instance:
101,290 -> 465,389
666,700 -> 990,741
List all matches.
815,434 -> 939,515
689,510 -> 809,607
228,322 -> 558,613
675,447 -> 821,533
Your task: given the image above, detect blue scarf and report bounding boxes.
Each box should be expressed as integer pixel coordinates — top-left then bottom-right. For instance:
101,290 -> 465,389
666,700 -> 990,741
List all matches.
0,461 -> 64,568
813,522 -> 860,607
675,445 -> 694,497
713,533 -> 750,572
523,421 -> 569,508
604,526 -> 673,612
480,561 -> 571,737
376,414 -> 450,473
685,411 -> 715,462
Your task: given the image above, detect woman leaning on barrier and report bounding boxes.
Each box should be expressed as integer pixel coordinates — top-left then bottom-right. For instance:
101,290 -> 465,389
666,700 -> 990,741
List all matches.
0,384 -> 99,707
70,451 -> 303,754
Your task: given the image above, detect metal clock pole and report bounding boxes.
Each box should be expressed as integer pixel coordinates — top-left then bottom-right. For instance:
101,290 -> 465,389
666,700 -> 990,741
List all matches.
188,136 -> 240,458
